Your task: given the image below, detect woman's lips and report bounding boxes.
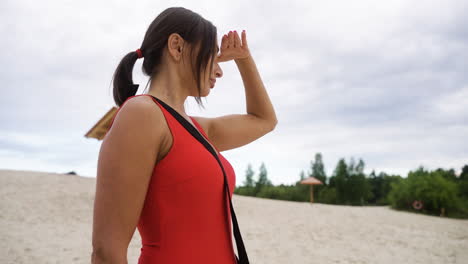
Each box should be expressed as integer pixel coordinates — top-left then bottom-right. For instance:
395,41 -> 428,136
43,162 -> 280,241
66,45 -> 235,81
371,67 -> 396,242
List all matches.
210,79 -> 216,88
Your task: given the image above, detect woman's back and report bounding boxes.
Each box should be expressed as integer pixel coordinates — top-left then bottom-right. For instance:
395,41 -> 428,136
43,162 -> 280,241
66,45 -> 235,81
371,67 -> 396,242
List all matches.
107,94 -> 238,263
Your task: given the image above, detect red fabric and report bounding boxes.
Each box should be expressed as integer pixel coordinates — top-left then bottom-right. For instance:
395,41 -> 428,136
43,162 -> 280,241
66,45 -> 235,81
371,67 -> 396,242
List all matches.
107,94 -> 237,263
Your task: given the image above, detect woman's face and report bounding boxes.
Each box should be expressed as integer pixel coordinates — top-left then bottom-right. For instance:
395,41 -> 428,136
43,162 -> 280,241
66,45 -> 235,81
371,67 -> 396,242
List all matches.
204,45 -> 223,95
186,41 -> 223,97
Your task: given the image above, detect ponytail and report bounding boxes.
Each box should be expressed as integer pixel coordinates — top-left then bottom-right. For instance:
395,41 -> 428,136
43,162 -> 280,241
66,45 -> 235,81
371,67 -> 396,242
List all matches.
112,50 -> 141,107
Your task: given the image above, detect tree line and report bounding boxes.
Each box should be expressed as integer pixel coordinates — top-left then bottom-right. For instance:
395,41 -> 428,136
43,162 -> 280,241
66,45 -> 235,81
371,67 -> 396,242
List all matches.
233,153 -> 468,219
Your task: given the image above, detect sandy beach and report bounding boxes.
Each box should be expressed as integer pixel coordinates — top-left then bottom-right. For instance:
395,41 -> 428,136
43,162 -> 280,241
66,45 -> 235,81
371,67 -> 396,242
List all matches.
1,169 -> 467,264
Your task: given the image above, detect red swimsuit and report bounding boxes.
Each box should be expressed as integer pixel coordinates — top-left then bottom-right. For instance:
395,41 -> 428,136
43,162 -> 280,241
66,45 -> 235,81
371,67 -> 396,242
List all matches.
107,94 -> 237,263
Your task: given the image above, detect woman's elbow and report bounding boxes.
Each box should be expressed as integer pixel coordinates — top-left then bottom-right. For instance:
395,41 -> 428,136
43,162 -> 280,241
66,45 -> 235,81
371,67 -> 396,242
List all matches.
91,246 -> 127,264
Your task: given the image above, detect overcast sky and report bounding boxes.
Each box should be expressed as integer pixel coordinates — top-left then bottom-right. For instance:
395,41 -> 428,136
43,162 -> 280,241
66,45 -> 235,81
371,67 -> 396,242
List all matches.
1,0 -> 467,185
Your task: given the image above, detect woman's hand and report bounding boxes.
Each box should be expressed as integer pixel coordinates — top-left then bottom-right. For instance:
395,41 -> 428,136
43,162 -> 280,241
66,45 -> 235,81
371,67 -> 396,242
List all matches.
217,30 -> 251,63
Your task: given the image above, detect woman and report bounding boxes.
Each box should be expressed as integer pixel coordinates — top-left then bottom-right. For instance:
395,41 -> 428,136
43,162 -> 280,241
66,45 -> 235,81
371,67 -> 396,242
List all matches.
92,7 -> 277,264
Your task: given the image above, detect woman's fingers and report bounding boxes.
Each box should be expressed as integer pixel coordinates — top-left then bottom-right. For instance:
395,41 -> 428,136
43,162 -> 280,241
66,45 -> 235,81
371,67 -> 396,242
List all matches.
217,30 -> 250,62
221,30 -> 246,49
221,34 -> 229,50
241,30 -> 248,48
228,31 -> 234,48
233,30 -> 241,48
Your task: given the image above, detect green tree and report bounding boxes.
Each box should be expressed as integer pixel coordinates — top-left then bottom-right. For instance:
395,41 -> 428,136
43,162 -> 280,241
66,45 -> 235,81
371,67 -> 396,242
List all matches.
347,172 -> 372,205
346,158 -> 372,205
348,157 -> 356,175
388,166 -> 467,218
435,167 -> 457,182
368,170 -> 381,204
356,159 -> 365,174
368,171 -> 402,205
329,157 -> 372,205
299,170 -> 305,181
456,165 -> 468,204
332,158 -> 348,204
243,163 -> 255,188
309,153 -> 327,184
308,153 -> 327,201
296,170 -> 310,201
460,165 -> 468,181
254,162 -> 273,195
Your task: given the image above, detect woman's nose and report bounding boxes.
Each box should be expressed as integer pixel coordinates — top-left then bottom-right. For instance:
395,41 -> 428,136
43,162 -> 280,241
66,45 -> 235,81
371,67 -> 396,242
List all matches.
215,65 -> 223,78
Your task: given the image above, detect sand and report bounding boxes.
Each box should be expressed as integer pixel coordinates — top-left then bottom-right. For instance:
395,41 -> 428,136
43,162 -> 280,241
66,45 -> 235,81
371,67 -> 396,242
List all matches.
1,169 -> 467,264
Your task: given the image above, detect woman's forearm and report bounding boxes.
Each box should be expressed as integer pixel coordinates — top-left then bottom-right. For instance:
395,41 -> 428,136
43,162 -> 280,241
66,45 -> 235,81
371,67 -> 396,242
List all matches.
235,55 -> 278,126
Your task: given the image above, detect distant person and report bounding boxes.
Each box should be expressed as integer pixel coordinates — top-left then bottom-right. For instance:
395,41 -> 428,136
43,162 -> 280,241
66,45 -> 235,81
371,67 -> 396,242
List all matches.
91,6 -> 277,264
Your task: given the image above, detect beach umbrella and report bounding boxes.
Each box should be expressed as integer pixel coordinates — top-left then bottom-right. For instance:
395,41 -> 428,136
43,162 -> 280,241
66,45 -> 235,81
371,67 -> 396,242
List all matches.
84,107 -> 118,140
300,177 -> 323,203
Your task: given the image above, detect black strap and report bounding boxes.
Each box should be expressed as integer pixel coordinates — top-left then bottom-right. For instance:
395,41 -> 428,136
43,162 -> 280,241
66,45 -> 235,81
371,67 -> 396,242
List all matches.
149,95 -> 250,264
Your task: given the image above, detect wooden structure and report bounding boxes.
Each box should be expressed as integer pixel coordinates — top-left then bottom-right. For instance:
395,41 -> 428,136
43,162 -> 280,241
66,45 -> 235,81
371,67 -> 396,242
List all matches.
84,106 -> 118,140
300,177 -> 323,203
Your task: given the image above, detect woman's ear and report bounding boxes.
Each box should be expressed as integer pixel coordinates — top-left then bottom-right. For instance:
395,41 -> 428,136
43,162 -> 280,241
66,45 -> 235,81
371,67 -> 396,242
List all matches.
167,33 -> 184,61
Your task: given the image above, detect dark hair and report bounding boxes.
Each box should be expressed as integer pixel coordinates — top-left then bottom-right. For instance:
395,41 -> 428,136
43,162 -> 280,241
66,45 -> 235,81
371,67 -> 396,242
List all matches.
111,7 -> 218,108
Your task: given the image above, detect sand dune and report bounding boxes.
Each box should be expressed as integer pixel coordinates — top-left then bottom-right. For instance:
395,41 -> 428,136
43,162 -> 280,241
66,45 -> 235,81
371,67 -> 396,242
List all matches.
1,169 -> 467,264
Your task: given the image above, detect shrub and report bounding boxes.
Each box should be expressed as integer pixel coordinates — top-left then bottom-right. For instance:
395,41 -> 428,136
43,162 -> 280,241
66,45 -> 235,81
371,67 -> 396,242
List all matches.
318,187 -> 337,204
387,168 -> 467,218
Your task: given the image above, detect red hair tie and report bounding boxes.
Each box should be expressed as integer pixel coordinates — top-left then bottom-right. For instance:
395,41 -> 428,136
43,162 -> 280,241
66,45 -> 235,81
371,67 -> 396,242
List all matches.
136,48 -> 143,59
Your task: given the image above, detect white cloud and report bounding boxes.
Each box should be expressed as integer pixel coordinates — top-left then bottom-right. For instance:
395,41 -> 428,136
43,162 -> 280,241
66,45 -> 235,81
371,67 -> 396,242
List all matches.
1,0 -> 467,183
